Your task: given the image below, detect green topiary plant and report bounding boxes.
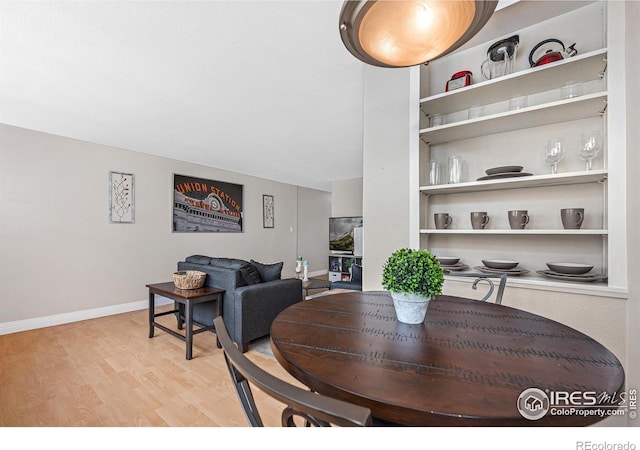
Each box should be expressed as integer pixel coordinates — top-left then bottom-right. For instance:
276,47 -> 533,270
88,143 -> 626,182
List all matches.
382,248 -> 444,298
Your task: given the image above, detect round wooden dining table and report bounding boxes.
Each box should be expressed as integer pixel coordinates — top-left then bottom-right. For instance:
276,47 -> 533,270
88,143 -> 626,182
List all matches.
270,291 -> 625,426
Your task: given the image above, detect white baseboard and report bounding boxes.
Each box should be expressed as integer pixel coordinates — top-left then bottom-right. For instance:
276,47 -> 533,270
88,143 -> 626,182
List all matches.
0,272 -> 330,336
0,297 -> 172,336
308,269 -> 328,278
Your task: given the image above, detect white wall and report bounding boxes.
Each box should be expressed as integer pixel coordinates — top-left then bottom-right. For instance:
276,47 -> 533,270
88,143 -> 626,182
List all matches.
361,65 -> 420,290
625,0 -> 640,413
0,124 -> 327,331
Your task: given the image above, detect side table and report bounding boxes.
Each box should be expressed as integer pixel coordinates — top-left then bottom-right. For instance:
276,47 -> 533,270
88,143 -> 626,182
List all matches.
147,282 -> 225,360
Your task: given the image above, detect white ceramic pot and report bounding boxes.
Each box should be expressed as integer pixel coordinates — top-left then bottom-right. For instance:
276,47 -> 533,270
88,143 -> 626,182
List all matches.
390,292 -> 431,324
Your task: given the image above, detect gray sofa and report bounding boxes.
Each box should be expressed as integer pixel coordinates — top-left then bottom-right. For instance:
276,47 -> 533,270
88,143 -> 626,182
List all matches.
177,255 -> 302,352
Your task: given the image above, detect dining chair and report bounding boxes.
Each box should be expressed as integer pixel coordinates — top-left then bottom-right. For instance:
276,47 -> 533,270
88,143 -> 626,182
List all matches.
213,316 -> 373,427
446,272 -> 507,304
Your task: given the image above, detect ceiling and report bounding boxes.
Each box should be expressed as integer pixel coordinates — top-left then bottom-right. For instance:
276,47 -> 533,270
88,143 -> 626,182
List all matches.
0,1 -> 514,192
1,0 -> 367,191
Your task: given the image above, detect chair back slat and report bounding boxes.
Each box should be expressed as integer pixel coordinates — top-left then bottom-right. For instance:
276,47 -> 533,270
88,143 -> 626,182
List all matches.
446,272 -> 508,304
214,316 -> 372,427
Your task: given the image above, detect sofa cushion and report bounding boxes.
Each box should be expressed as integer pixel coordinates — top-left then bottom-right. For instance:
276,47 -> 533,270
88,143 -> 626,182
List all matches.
185,255 -> 214,265
250,260 -> 283,282
209,258 -> 251,270
351,264 -> 362,283
202,257 -> 261,285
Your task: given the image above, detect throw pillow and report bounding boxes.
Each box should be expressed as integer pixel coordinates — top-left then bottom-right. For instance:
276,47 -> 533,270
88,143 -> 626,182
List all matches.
241,265 -> 262,285
250,260 -> 283,282
351,264 -> 362,283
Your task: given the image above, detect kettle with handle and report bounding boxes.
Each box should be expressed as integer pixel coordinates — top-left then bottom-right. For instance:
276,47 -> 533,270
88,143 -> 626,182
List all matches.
529,38 -> 577,67
481,35 -> 520,80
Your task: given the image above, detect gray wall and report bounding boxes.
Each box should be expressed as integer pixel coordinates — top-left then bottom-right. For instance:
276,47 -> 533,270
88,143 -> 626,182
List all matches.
0,124 -> 328,330
297,186 -> 331,275
331,178 -> 363,217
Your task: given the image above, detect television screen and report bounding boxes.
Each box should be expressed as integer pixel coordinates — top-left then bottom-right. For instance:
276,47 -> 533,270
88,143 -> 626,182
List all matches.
329,216 -> 363,254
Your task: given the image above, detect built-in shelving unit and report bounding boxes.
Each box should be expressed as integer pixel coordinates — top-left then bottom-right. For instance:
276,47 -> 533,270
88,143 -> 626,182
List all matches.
328,255 -> 362,283
417,1 -> 625,296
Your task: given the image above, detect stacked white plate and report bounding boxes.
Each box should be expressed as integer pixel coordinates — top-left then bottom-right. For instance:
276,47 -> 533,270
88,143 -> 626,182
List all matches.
436,256 -> 469,272
537,262 -> 607,282
442,262 -> 469,271
477,165 -> 533,181
475,259 -> 529,276
546,262 -> 592,274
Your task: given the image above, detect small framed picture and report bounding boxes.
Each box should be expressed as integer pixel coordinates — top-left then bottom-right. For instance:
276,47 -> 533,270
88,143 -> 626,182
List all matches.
263,194 -> 274,228
109,171 -> 135,223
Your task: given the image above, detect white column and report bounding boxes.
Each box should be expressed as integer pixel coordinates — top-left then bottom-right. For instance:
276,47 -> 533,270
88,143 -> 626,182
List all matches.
362,65 -> 420,290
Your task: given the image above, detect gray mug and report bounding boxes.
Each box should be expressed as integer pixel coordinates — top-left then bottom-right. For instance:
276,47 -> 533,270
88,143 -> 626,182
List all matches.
561,208 -> 584,229
508,210 -> 529,229
470,211 -> 490,230
434,213 -> 452,229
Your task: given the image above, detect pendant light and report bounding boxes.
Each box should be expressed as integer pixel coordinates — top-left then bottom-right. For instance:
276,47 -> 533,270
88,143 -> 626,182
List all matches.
339,0 -> 498,67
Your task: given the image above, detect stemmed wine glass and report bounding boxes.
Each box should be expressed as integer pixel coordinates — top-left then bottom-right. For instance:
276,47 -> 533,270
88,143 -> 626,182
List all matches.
543,137 -> 565,174
578,130 -> 602,170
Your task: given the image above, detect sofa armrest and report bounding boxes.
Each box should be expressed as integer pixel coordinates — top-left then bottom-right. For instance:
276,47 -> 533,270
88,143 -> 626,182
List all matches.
232,278 -> 302,345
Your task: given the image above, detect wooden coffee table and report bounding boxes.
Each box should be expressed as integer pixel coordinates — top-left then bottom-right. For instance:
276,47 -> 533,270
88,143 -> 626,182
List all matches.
301,279 -> 332,299
147,282 -> 225,360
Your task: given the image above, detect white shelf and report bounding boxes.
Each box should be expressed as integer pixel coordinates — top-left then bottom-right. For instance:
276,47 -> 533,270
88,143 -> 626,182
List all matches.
420,170 -> 607,194
420,229 -> 608,235
419,92 -> 607,145
444,274 -> 627,299
328,255 -> 361,276
420,48 -> 608,114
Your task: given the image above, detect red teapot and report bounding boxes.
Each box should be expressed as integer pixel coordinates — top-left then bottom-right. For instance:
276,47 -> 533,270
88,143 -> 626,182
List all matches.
529,38 -> 577,67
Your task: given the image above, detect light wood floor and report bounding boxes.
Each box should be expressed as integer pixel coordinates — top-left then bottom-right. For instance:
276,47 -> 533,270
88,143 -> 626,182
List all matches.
0,306 -> 303,427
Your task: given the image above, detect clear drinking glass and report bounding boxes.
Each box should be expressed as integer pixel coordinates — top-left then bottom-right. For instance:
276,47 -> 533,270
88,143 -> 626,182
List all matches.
428,160 -> 440,185
431,113 -> 446,127
543,138 -> 565,174
578,131 -> 602,170
509,95 -> 527,111
561,81 -> 583,100
468,105 -> 484,119
448,155 -> 464,184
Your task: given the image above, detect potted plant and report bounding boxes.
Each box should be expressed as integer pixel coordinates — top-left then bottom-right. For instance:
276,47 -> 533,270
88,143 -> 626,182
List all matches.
382,248 -> 444,324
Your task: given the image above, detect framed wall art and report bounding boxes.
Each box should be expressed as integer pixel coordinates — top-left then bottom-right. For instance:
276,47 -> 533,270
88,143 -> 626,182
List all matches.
173,174 -> 244,232
109,171 -> 135,224
263,194 -> 274,228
